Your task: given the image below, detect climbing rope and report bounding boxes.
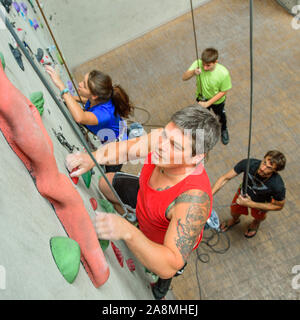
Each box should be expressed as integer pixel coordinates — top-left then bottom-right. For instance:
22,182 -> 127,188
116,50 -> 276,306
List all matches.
243,0 -> 254,196
35,0 -> 83,106
0,11 -> 135,221
189,0 -> 255,300
35,0 -> 98,152
190,0 -> 200,68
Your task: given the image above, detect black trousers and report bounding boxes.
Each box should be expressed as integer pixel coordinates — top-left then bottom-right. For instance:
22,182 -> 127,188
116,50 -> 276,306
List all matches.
208,101 -> 227,131
197,98 -> 227,131
151,264 -> 186,300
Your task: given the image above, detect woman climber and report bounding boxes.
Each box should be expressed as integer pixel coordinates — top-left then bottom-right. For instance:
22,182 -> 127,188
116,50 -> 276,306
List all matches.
45,66 -> 134,172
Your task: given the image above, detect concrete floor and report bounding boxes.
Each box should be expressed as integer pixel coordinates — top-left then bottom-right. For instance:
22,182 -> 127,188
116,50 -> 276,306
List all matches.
74,0 -> 300,300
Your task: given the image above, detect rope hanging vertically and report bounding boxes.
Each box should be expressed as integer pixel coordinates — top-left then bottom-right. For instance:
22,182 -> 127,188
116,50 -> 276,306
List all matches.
190,0 -> 200,68
35,0 -> 84,106
243,0 -> 254,195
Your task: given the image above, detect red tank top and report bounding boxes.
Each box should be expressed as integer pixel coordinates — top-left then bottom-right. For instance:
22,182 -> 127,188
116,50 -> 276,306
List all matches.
136,153 -> 213,249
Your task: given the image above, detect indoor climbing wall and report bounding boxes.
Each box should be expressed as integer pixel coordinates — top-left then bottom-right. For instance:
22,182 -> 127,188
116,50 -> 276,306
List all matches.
0,1 -> 153,299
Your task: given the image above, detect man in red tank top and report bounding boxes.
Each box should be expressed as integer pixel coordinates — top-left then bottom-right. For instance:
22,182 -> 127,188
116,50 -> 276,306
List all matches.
66,105 -> 221,299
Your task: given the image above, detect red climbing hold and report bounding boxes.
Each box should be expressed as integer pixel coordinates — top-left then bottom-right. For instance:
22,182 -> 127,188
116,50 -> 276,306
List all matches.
126,259 -> 136,272
69,167 -> 79,185
111,242 -> 124,268
90,198 -> 97,211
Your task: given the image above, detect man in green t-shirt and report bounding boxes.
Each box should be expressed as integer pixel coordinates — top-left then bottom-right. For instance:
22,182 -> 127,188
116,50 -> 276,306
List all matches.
182,48 -> 232,145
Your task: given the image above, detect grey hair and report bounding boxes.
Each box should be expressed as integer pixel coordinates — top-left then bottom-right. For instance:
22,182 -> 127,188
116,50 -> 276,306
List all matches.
171,105 -> 220,157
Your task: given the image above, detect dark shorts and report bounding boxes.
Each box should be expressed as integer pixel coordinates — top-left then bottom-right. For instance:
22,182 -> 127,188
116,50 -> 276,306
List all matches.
105,164 -> 123,173
112,172 -> 140,209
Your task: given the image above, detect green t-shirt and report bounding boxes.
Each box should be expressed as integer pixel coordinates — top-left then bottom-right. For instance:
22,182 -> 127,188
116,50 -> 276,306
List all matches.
189,60 -> 232,105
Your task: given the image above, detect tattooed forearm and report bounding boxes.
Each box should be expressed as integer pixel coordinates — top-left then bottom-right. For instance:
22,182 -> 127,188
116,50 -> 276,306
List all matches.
174,191 -> 210,262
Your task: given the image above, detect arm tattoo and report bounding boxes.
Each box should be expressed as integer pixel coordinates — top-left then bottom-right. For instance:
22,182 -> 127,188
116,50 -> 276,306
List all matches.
174,191 -> 210,262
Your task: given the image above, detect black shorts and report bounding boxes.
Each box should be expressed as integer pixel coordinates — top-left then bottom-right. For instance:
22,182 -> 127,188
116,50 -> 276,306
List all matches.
112,172 -> 140,209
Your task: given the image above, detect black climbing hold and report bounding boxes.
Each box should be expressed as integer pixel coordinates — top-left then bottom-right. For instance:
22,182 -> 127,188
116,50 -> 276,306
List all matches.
8,43 -> 24,71
35,48 -> 44,63
0,0 -> 12,13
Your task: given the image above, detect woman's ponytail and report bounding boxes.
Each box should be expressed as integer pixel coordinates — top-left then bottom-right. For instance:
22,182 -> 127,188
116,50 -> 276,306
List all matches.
111,85 -> 134,118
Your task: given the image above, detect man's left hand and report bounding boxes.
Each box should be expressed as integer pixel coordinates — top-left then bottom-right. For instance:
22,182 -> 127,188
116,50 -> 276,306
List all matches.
94,212 -> 132,241
198,101 -> 210,108
236,194 -> 252,207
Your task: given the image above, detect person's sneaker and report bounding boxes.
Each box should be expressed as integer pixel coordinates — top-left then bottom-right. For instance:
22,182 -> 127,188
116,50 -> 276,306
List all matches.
221,129 -> 229,145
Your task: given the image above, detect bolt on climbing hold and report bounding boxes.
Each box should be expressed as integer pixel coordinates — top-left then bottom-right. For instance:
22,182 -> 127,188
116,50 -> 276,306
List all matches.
90,198 -> 97,211
82,170 -> 92,189
96,199 -> 117,251
111,242 -> 124,268
0,52 -> 5,70
29,91 -> 44,116
8,43 -> 24,71
126,259 -> 136,272
56,51 -> 64,65
98,199 -> 116,214
99,239 -> 109,252
50,237 -> 81,284
66,166 -> 79,185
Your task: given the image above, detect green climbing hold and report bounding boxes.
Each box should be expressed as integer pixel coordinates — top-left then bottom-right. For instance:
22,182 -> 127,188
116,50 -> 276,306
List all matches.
0,52 -> 5,70
98,199 -> 116,213
30,91 -> 45,116
82,170 -> 92,188
56,51 -> 64,65
99,239 -> 110,251
50,237 -> 81,284
97,199 -> 116,251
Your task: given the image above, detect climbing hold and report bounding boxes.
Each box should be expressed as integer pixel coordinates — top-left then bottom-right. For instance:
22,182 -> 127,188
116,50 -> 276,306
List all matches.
8,43 -> 24,71
12,1 -> 20,13
96,199 -> 116,252
27,0 -> 36,13
33,18 -> 39,30
82,170 -> 92,189
1,0 -> 12,13
90,198 -> 98,211
20,2 -> 27,15
56,51 -> 64,65
98,198 -> 116,213
69,167 -> 79,185
0,52 -> 5,71
126,259 -> 136,272
29,91 -> 44,116
67,80 -> 76,96
40,55 -> 52,66
111,242 -> 124,268
35,48 -> 43,63
99,239 -> 109,252
50,237 -> 81,284
28,19 -> 34,27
